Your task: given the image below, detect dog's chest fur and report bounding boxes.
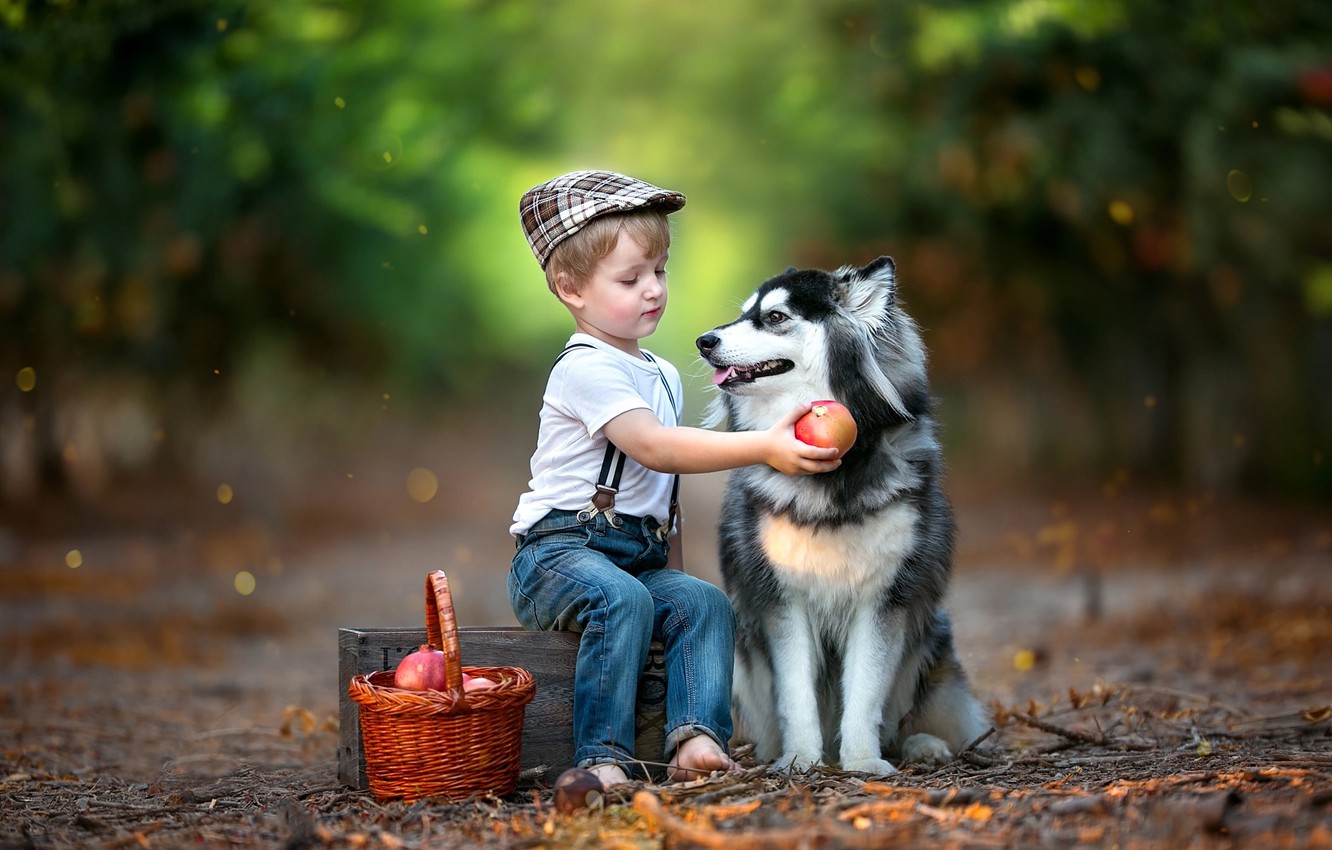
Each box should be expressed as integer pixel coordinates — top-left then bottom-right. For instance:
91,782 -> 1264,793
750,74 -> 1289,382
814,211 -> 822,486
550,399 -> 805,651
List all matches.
758,501 -> 918,607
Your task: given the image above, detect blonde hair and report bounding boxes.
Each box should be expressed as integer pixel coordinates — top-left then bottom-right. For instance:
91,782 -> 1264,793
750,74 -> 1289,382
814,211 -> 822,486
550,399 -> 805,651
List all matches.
545,208 -> 673,294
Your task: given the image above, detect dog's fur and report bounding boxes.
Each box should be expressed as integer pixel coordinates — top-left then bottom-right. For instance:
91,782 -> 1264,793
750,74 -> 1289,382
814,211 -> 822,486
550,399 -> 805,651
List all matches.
695,256 -> 988,774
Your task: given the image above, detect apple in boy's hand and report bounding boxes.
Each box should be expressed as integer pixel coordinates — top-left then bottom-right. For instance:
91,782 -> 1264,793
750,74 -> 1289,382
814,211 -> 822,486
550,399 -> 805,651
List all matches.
794,400 -> 857,453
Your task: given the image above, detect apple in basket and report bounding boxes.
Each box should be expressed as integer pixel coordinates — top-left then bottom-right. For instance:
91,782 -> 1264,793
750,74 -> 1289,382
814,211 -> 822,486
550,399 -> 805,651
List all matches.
462,673 -> 497,691
395,645 -> 447,690
794,400 -> 857,453
394,646 -> 497,692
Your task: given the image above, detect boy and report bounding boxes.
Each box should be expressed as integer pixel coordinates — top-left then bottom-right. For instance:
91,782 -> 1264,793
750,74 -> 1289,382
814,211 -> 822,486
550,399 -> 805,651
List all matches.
509,170 -> 841,787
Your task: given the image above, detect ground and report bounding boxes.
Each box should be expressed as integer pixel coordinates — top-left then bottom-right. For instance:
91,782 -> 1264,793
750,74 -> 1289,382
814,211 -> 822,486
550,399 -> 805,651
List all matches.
1,454 -> 1329,849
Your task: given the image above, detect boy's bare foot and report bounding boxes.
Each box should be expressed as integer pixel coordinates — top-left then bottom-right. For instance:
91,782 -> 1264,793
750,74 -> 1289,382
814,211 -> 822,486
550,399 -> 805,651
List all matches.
667,733 -> 740,782
587,762 -> 631,788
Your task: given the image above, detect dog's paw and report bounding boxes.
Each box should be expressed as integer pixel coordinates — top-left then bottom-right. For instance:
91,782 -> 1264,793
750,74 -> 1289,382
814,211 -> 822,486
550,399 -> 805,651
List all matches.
900,733 -> 953,765
842,757 -> 898,776
772,751 -> 820,773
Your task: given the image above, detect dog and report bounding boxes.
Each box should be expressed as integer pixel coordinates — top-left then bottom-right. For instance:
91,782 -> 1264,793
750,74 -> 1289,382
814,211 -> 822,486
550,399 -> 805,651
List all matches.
695,256 -> 989,775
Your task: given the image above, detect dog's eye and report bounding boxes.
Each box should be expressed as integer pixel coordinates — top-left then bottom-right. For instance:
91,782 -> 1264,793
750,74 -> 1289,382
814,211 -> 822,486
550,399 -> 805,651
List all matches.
764,310 -> 789,326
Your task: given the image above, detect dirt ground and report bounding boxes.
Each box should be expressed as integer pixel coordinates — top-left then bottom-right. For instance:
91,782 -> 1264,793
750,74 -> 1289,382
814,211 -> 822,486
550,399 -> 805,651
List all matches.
2,452 -> 1329,849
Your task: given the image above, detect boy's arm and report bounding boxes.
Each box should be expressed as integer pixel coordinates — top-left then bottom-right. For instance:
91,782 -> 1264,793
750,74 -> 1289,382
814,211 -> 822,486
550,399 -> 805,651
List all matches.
602,403 -> 841,476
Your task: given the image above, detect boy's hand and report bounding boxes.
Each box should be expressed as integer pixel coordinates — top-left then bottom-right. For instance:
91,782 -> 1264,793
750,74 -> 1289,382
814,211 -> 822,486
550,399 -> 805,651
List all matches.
765,403 -> 843,475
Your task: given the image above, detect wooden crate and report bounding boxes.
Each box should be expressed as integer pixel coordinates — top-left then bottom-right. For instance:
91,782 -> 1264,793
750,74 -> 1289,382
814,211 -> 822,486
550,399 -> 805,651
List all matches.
338,626 -> 665,788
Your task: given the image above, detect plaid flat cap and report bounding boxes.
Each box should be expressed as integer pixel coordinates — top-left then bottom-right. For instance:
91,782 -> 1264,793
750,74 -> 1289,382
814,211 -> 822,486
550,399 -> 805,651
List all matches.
520,170 -> 686,268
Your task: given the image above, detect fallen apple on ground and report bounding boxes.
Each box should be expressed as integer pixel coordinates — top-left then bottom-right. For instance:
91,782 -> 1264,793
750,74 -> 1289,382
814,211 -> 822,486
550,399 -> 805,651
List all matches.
553,767 -> 605,812
794,400 -> 857,453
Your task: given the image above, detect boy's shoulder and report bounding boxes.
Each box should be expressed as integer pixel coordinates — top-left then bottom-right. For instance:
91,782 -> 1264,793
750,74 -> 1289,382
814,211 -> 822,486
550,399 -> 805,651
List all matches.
548,337 -> 677,386
551,335 -> 637,363
550,336 -> 617,370
546,339 -> 633,387
552,340 -> 598,367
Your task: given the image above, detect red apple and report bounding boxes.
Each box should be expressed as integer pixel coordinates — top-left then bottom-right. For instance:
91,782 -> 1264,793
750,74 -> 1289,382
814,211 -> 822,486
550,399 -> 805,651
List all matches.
794,400 -> 857,453
394,645 -> 448,691
463,673 -> 497,692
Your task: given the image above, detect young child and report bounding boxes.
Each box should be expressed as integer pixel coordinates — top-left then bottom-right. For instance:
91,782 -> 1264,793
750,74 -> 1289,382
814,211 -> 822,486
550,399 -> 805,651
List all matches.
509,170 -> 841,787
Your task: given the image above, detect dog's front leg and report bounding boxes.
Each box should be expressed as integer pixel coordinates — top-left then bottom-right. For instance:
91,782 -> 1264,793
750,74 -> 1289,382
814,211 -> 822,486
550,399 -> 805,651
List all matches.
765,603 -> 824,771
838,606 -> 904,775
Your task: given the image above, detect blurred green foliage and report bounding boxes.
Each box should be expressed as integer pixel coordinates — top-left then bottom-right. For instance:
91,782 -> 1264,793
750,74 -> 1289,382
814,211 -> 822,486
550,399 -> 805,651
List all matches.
1,0 -> 1329,503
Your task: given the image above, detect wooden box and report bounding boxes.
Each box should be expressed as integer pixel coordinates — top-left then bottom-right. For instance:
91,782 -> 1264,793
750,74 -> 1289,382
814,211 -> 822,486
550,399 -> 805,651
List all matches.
338,626 -> 665,788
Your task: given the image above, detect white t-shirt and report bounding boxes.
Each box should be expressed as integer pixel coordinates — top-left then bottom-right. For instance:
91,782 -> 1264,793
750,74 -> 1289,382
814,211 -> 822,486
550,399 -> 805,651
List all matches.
510,333 -> 683,536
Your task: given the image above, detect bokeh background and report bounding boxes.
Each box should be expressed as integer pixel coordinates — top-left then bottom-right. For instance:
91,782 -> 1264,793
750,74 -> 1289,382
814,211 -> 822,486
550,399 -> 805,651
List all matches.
4,11 -> 1332,838
2,1 -> 1330,621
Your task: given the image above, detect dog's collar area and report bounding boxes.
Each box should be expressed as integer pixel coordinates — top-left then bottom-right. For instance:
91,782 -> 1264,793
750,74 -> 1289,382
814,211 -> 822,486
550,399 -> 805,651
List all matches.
711,359 -> 794,387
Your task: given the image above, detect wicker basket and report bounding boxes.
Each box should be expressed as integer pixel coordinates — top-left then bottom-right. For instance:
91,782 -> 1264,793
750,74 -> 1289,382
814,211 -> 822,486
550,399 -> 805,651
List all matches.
348,570 -> 536,801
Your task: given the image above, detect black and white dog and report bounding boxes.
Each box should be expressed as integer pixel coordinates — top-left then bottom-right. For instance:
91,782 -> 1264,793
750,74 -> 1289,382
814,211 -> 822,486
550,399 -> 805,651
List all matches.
696,256 -> 988,774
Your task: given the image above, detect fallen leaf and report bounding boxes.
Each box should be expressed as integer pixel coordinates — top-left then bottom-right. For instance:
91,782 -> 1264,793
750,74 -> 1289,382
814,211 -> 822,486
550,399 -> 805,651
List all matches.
1301,706 -> 1331,723
963,802 -> 994,822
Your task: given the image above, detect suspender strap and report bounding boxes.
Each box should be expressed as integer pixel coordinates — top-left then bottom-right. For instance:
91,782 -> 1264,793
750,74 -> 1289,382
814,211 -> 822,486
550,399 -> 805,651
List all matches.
591,445 -> 627,513
597,444 -> 628,489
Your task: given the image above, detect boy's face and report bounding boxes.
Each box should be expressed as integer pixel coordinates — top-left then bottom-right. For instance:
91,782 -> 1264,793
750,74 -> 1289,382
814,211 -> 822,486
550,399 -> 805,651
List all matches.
557,230 -> 669,354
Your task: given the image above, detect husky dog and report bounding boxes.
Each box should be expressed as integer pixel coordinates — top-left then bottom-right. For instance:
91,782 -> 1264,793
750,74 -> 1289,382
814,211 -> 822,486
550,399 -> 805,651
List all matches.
695,256 -> 988,775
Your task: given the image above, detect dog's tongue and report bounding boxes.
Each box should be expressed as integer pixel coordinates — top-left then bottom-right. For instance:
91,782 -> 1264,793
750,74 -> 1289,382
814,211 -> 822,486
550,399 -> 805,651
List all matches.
712,366 -> 737,386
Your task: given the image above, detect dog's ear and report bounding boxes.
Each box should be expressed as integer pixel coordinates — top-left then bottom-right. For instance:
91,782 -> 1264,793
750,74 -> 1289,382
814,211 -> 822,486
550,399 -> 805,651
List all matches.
859,256 -> 896,280
835,256 -> 896,332
836,256 -> 917,421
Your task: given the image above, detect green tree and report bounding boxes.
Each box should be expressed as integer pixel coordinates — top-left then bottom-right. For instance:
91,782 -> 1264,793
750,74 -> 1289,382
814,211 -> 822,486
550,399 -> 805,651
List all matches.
812,0 -> 1332,494
2,0 -> 1328,511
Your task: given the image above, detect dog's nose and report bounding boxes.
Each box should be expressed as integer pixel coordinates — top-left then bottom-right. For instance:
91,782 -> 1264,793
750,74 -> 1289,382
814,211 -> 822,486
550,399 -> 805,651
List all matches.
696,332 -> 719,354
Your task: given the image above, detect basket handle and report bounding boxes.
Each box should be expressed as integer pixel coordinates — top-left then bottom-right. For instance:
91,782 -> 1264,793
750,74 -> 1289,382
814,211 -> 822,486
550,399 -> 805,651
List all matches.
424,569 -> 465,694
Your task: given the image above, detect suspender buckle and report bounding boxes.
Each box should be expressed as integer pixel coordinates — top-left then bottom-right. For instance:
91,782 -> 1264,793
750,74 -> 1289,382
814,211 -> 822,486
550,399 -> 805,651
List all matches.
578,485 -> 624,528
591,484 -> 617,512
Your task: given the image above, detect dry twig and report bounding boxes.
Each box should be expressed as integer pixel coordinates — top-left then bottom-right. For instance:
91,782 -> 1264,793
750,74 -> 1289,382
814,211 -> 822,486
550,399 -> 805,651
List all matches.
633,789 -> 910,849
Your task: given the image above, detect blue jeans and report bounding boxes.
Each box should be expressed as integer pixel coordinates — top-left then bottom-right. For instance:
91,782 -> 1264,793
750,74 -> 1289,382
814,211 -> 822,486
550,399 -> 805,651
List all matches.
509,509 -> 735,772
